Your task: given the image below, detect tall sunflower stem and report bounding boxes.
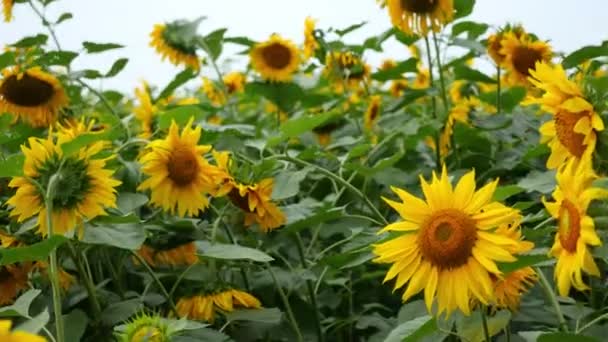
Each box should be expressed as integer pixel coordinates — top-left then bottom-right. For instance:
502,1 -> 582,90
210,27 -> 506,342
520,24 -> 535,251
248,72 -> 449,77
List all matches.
480,308 -> 491,342
423,36 -> 442,171
294,233 -> 324,342
131,252 -> 179,317
68,243 -> 102,322
267,265 -> 303,342
44,174 -> 65,342
496,66 -> 502,114
535,267 -> 569,332
431,31 -> 449,111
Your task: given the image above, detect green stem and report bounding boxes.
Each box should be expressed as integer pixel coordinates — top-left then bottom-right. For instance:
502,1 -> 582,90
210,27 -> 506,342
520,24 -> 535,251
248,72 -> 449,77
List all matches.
536,267 -> 568,332
294,234 -> 324,342
68,244 -> 102,321
496,66 -> 502,115
267,265 -> 303,342
480,308 -> 491,342
44,174 -> 65,342
431,31 -> 449,111
221,224 -> 251,291
131,252 -> 179,316
576,311 -> 608,333
423,36 -> 442,171
275,155 -> 388,225
168,264 -> 195,298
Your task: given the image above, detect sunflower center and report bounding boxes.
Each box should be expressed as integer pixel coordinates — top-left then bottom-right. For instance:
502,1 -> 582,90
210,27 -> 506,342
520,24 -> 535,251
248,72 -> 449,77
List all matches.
261,43 -> 292,69
167,145 -> 199,187
369,104 -> 379,122
400,0 -> 438,13
419,208 -> 477,270
0,267 -> 11,282
512,46 -> 542,77
558,199 -> 581,253
228,188 -> 251,212
554,110 -> 587,157
36,154 -> 91,209
0,73 -> 54,107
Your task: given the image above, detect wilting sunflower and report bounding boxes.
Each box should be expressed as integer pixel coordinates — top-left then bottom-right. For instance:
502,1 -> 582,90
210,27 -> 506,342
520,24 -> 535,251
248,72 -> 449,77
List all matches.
2,0 -> 13,22
500,32 -> 552,86
136,242 -> 198,267
223,72 -> 246,95
303,16 -> 319,60
138,118 -> 219,217
0,265 -> 29,306
250,34 -> 300,82
229,180 -> 286,233
387,0 -> 454,36
150,23 -> 200,71
0,67 -> 68,127
542,158 -> 607,296
525,62 -> 604,169
176,289 -> 261,323
364,95 -> 382,131
201,77 -> 226,106
373,166 -> 524,316
120,312 -> 172,342
6,135 -> 120,236
134,81 -> 160,139
487,25 -> 526,66
0,320 -> 45,341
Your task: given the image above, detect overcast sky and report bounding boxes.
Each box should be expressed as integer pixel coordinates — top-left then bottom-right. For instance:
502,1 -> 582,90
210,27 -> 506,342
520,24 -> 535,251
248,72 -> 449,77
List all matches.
1,0 -> 606,92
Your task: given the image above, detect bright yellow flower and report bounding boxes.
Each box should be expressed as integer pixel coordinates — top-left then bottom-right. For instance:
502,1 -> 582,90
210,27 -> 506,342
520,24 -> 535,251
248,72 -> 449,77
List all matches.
134,81 -> 160,139
500,32 -> 552,86
543,158 -> 608,296
150,24 -> 200,71
412,68 -> 430,89
201,77 -> 226,106
373,166 -> 523,316
223,72 -> 246,95
487,25 -> 526,66
138,118 -> 219,217
135,242 -> 198,267
229,180 -> 286,233
387,0 -> 453,36
6,135 -> 120,236
250,34 -> 300,82
2,0 -> 13,22
0,320 -> 45,342
390,79 -> 408,97
303,16 -> 319,60
324,51 -> 371,92
0,67 -> 68,127
176,289 -> 261,323
525,62 -> 604,169
364,95 -> 382,131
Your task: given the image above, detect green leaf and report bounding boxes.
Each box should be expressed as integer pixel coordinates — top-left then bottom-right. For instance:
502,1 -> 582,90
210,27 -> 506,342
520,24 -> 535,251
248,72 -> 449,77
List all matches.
450,37 -> 485,54
457,310 -> 511,342
81,69 -> 103,79
245,81 -> 305,112
538,333 -> 600,342
15,310 -> 49,334
158,105 -> 206,129
517,170 -> 556,194
479,86 -> 527,113
116,192 -> 149,214
0,51 -> 16,69
384,315 -> 437,342
224,36 -> 256,47
11,34 -> 48,48
101,299 -> 143,325
60,130 -> 119,156
224,308 -> 282,324
454,0 -> 476,19
82,41 -> 124,53
200,28 -> 227,61
387,89 -> 429,112
272,168 -> 310,200
493,185 -> 524,201
452,21 -> 488,39
36,50 -> 79,67
62,309 -> 89,342
498,254 -> 550,273
0,236 -> 68,265
157,69 -> 198,102
284,206 -> 345,234
371,58 -> 418,81
82,223 -> 146,250
454,65 -> 496,83
0,154 -> 24,178
393,29 -> 419,46
267,111 -> 339,147
335,21 -> 367,36
562,43 -> 608,69
198,242 -> 274,262
55,12 -> 73,24
106,58 -> 129,77
0,290 -> 41,317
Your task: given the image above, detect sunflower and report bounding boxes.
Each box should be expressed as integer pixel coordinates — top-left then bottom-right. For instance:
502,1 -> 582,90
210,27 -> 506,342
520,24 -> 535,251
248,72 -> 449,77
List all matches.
303,16 -> 319,60
0,320 -> 45,342
136,242 -> 198,267
2,0 -> 13,22
373,166 -> 524,316
201,77 -> 226,106
0,265 -> 29,306
487,25 -> 526,66
364,95 -> 382,131
35,262 -> 76,292
542,158 -> 607,296
412,68 -> 430,89
229,180 -> 286,233
250,34 -> 300,82
223,72 -> 246,95
6,135 -> 120,236
525,62 -> 604,169
324,51 -> 371,92
0,67 -> 69,127
390,79 -> 408,97
387,0 -> 454,36
138,118 -> 219,217
176,289 -> 261,323
150,23 -> 200,71
500,32 -> 552,86
134,81 -> 160,139
120,313 -> 172,342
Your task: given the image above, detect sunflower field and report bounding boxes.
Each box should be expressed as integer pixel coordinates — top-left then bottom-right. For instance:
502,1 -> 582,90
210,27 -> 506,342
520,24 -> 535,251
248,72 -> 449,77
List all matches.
1,0 -> 608,341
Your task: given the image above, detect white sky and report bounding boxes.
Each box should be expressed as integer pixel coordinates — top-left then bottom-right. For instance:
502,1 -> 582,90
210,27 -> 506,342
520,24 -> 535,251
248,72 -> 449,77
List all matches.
1,0 -> 606,93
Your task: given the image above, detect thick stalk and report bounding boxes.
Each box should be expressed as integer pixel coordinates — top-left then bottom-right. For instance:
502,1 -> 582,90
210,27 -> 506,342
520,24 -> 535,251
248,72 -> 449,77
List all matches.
294,234 -> 324,342
68,244 -> 102,320
480,308 -> 491,342
267,266 -> 303,342
423,36 -> 442,171
431,31 -> 449,111
536,267 -> 568,332
496,66 -> 502,114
